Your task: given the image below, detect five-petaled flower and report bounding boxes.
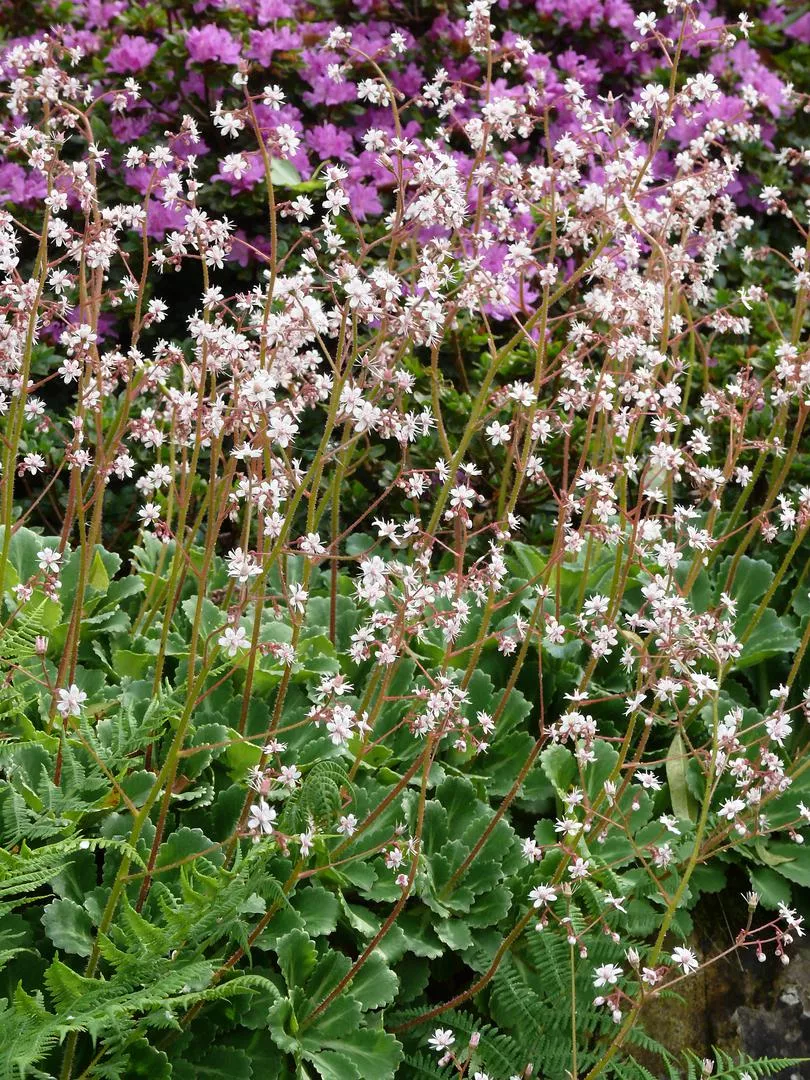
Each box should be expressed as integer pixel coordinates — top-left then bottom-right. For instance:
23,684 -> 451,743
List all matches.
56,684 -> 87,719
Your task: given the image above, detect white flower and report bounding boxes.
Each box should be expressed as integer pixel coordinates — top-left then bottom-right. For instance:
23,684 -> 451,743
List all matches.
299,533 -> 326,557
226,547 -> 261,584
279,765 -> 302,789
718,797 -> 746,821
449,484 -> 475,510
326,705 -> 355,746
633,11 -> 656,35
529,884 -> 558,907
248,798 -> 277,836
299,827 -> 315,856
604,893 -> 627,913
671,946 -> 699,974
36,547 -> 62,572
219,625 -> 249,656
221,153 -> 249,180
262,84 -> 285,109
428,1028 -> 455,1052
56,684 -> 87,719
289,584 -> 309,614
138,502 -> 161,526
485,420 -> 511,447
593,963 -> 623,988
778,902 -> 805,937
569,857 -> 591,880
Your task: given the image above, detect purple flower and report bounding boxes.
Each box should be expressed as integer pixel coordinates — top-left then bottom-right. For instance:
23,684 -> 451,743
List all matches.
301,50 -> 358,107
107,34 -> 158,74
720,41 -> 790,118
788,13 -> 810,43
257,0 -> 295,23
228,230 -> 271,267
306,122 -> 353,160
186,24 -> 242,65
146,200 -> 188,239
110,113 -> 154,142
391,62 -> 424,98
344,180 -> 382,221
0,162 -> 47,206
81,0 -> 127,30
248,27 -> 302,67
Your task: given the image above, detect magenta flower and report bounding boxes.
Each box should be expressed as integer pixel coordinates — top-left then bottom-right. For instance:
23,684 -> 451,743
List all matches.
306,122 -> 353,160
0,162 -> 47,207
107,34 -> 157,74
247,27 -> 302,67
186,24 -> 242,66
257,0 -> 295,23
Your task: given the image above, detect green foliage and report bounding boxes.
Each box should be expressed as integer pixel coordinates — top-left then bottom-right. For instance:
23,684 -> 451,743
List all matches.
616,1050 -> 810,1080
0,517 -> 807,1080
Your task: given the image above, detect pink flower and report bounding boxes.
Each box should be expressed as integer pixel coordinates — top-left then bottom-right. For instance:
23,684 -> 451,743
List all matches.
186,25 -> 242,66
107,34 -> 157,74
788,13 -> 810,43
257,0 -> 294,23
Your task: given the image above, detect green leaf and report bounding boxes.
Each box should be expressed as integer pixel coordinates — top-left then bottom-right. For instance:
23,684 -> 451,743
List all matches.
112,647 -> 153,678
88,549 -> 110,592
277,928 -> 317,991
41,898 -> 94,957
307,1051 -> 362,1080
748,866 -> 792,909
540,744 -> 576,793
690,863 -> 726,897
113,1038 -> 172,1078
467,885 -> 513,927
155,827 -> 223,880
180,596 -> 225,647
347,951 -> 398,1011
270,158 -> 302,186
225,731 -> 263,779
3,527 -> 63,591
507,541 -> 545,579
734,608 -> 799,669
293,886 -> 339,937
666,732 -> 697,823
433,918 -> 473,950
60,545 -> 121,611
50,850 -> 97,904
172,1047 -> 253,1079
585,740 -> 618,802
720,556 -> 773,612
753,840 -> 795,867
759,841 -> 810,886
186,723 -> 230,778
270,997 -> 402,1080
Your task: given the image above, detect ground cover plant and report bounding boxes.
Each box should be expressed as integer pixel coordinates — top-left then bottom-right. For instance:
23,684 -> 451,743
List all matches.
3,1 -> 810,1077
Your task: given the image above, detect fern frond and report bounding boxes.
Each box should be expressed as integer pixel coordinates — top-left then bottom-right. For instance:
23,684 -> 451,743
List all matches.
0,837 -> 145,904
402,1051 -> 450,1078
0,597 -> 50,668
710,1050 -> 807,1080
82,690 -> 175,766
280,759 -> 354,832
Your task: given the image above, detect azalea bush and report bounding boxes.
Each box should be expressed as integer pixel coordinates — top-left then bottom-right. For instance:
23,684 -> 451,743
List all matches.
3,2 -> 810,1079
